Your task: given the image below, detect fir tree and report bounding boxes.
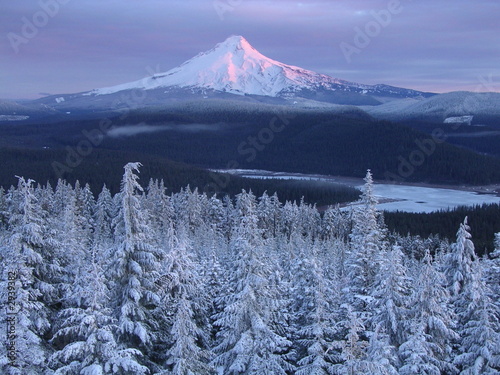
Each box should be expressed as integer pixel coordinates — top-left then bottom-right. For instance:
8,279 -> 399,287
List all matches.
399,251 -> 458,374
50,247 -> 149,375
156,229 -> 214,374
347,170 -> 386,308
294,248 -> 339,375
213,191 -> 293,374
446,217 -> 476,297
112,163 -> 162,371
369,245 -> 411,350
454,259 -> 500,374
0,178 -> 54,374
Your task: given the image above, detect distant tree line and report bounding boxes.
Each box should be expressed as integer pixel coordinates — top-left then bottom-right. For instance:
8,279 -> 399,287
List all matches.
0,147 -> 360,206
385,203 -> 500,254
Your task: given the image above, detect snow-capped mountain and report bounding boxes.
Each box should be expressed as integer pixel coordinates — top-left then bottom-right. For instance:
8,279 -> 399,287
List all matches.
18,35 -> 500,121
84,35 -> 431,102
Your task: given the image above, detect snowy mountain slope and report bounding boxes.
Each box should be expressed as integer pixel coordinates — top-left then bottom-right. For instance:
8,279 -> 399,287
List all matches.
363,91 -> 500,122
0,98 -> 59,120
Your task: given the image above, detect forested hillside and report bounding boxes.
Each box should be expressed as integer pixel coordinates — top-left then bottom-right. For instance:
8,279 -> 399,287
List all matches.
1,165 -> 499,374
0,148 -> 359,206
385,203 -> 500,253
4,106 -> 500,186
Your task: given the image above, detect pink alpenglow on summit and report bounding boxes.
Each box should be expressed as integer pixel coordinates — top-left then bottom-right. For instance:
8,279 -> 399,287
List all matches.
88,36 -> 366,97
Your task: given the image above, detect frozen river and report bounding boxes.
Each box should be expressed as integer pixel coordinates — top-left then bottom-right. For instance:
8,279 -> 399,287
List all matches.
361,184 -> 500,213
218,169 -> 500,213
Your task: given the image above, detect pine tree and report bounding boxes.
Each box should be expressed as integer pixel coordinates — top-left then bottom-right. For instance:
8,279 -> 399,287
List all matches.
369,245 -> 411,350
56,186 -> 90,307
212,190 -> 293,374
0,178 -> 54,374
454,259 -> 500,374
334,304 -> 370,375
347,170 -> 386,308
156,229 -> 214,374
0,187 -> 9,230
363,327 -> 399,375
49,247 -> 149,375
145,179 -> 174,248
294,247 -> 339,375
257,191 -> 282,239
446,217 -> 476,297
487,233 -> 500,311
399,322 -> 443,375
399,251 -> 458,374
94,184 -> 115,250
112,163 -> 162,371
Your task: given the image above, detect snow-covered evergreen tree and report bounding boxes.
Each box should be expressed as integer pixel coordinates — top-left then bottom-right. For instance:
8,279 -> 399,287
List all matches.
0,178 -> 54,374
454,259 -> 500,374
334,304 -> 370,374
111,163 -> 162,371
369,245 -> 411,350
213,190 -> 293,374
94,184 -> 115,250
347,170 -> 386,308
145,179 -> 174,248
50,246 -> 149,375
0,187 -> 9,230
446,217 -> 476,297
362,326 -> 399,375
487,233 -> 500,307
156,229 -> 213,374
257,191 -> 282,239
399,251 -> 458,374
293,248 -> 339,375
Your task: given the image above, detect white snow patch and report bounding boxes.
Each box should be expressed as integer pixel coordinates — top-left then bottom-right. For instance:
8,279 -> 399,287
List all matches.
55,97 -> 65,103
444,115 -> 473,125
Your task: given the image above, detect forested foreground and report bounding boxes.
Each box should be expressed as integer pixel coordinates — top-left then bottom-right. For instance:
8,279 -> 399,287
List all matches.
1,164 -> 499,374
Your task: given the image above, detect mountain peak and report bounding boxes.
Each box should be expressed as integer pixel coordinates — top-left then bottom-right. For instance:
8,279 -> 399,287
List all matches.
90,35 -> 331,97
87,36 -> 430,101
219,35 -> 252,49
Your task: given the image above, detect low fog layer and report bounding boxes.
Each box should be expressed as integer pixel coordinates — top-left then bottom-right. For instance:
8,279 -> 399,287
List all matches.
106,123 -> 223,137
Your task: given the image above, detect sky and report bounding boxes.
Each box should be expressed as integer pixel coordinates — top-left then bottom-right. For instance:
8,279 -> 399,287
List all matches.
1,0 -> 499,99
